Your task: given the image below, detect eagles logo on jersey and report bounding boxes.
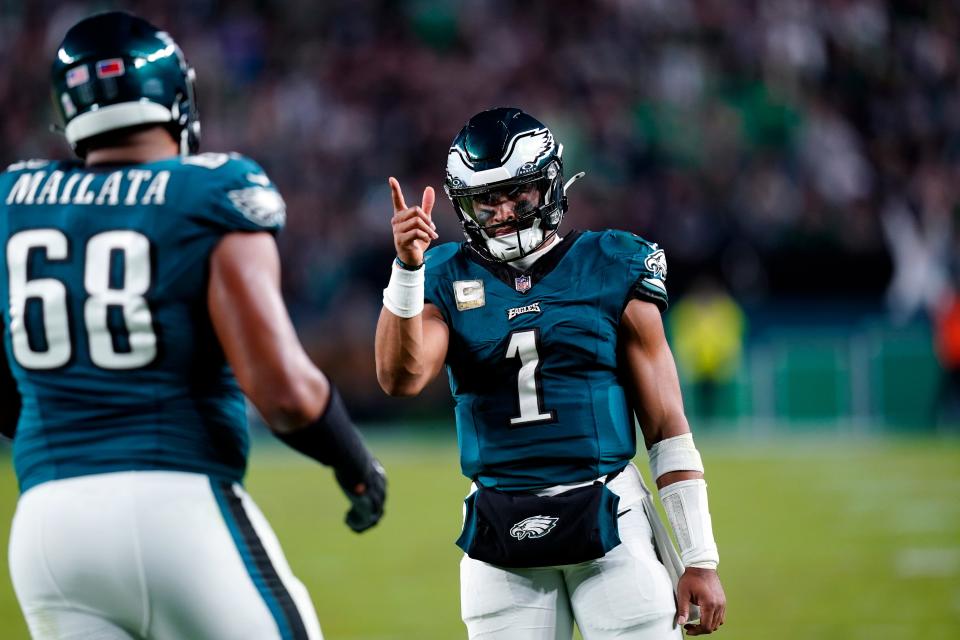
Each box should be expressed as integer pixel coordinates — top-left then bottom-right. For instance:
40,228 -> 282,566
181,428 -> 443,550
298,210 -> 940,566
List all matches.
644,249 -> 667,279
227,185 -> 287,227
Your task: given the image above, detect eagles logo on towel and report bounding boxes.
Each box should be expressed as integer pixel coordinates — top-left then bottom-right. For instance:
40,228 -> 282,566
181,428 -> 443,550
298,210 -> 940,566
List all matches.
510,515 -> 558,540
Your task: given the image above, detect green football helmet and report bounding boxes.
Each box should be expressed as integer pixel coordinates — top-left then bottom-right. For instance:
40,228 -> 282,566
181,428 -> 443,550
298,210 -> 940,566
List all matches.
50,11 -> 200,156
445,108 -> 583,263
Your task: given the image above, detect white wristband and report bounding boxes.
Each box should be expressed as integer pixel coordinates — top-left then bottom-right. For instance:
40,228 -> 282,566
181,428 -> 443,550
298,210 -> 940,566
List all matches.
383,261 -> 425,318
648,433 -> 704,481
659,478 -> 719,569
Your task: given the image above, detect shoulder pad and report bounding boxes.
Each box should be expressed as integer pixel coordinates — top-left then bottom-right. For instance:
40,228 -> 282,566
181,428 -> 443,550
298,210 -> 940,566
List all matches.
593,230 -> 668,311
597,229 -> 661,259
181,152 -> 235,170
424,242 -> 462,271
191,153 -> 285,231
182,153 -> 271,181
5,159 -> 52,173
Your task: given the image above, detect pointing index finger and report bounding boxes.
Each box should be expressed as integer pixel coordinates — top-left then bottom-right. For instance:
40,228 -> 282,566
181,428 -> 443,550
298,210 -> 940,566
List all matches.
389,177 -> 407,213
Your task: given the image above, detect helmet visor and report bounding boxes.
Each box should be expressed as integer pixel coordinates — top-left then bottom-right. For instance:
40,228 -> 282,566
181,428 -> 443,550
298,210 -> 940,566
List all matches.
453,179 -> 548,237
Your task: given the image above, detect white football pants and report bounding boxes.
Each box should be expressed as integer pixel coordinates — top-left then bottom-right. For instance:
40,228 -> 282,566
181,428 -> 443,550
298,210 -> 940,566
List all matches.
8,471 -> 322,640
460,464 -> 681,640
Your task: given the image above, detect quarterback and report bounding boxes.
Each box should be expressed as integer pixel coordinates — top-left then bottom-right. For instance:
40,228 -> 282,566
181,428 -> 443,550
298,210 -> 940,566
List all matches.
376,108 -> 725,638
0,12 -> 385,640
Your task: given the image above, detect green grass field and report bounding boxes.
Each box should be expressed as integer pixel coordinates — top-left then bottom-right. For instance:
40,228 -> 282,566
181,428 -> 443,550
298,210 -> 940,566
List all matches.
0,433 -> 958,639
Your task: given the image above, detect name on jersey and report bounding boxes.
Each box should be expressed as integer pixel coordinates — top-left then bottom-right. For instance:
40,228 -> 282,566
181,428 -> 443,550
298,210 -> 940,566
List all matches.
5,168 -> 170,207
507,302 -> 542,320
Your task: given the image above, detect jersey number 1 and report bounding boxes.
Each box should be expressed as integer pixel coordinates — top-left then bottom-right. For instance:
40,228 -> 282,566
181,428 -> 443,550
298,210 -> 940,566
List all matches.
505,329 -> 556,426
7,229 -> 156,370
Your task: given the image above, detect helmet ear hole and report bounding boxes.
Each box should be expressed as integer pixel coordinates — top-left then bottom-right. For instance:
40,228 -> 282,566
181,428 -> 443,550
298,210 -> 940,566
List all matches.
545,208 -> 562,229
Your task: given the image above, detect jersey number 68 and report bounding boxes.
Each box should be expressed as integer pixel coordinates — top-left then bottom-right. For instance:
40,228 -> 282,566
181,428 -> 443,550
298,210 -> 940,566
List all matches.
6,229 -> 156,370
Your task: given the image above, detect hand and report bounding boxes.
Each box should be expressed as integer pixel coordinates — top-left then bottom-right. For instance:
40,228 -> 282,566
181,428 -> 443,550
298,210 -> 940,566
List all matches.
676,567 -> 726,635
336,459 -> 387,533
389,177 -> 438,267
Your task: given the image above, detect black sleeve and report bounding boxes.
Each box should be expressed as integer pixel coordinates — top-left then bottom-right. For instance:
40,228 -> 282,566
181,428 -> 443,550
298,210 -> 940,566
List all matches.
0,319 -> 21,439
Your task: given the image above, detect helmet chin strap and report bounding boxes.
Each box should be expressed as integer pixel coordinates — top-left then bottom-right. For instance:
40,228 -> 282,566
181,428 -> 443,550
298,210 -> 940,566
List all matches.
180,128 -> 190,156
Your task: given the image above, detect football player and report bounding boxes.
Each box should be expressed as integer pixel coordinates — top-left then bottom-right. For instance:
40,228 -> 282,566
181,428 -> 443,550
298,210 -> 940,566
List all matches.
376,108 -> 725,638
0,11 -> 385,639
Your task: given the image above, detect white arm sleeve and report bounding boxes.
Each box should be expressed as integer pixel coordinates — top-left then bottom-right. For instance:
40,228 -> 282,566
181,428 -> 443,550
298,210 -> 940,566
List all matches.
659,479 -> 719,569
382,261 -> 424,318
647,432 -> 703,481
648,434 -> 718,569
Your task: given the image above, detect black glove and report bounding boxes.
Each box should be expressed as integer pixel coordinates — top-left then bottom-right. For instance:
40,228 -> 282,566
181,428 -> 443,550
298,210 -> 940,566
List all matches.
336,459 -> 387,533
274,384 -> 387,533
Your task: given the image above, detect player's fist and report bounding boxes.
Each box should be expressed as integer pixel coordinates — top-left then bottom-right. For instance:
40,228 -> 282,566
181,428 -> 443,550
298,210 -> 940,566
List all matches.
336,459 -> 387,533
389,177 -> 438,267
676,567 -> 726,635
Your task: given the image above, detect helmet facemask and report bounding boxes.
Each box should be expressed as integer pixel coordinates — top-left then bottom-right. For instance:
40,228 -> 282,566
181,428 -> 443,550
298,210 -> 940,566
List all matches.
449,160 -> 566,263
172,65 -> 201,155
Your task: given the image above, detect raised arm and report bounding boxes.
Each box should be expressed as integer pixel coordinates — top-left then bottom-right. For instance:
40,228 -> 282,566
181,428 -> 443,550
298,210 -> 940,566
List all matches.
375,177 -> 449,397
619,298 -> 725,635
208,232 -> 385,533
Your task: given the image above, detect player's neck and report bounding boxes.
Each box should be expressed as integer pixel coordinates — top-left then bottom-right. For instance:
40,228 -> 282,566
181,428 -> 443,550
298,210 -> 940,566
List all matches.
509,234 -> 562,271
85,127 -> 179,166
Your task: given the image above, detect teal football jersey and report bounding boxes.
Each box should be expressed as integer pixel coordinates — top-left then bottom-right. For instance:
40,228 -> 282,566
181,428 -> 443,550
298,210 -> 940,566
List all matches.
423,230 -> 668,490
0,152 -> 286,492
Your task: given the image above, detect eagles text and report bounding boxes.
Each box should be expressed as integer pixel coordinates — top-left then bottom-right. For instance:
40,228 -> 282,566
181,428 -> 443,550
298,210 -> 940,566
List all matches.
507,302 -> 542,320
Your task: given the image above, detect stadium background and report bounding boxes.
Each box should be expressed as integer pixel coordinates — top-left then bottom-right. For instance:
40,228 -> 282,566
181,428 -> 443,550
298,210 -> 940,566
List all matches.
0,0 -> 958,638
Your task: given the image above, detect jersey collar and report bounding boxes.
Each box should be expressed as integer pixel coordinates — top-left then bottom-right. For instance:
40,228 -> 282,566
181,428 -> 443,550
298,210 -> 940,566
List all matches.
464,229 -> 583,295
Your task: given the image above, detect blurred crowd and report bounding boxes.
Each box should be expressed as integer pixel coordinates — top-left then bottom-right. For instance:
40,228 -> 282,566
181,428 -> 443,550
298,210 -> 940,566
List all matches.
1,0 -> 959,415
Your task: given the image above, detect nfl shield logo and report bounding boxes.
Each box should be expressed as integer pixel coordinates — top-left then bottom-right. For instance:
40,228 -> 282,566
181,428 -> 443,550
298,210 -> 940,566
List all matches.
514,275 -> 532,293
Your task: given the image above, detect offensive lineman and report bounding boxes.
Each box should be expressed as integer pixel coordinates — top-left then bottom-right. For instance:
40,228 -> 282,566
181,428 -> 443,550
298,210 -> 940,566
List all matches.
0,12 -> 385,639
376,108 -> 726,638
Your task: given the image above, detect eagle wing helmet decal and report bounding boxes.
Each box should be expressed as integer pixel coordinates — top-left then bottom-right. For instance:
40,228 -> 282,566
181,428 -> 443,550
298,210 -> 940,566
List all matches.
502,128 -> 556,177
446,128 -> 558,188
